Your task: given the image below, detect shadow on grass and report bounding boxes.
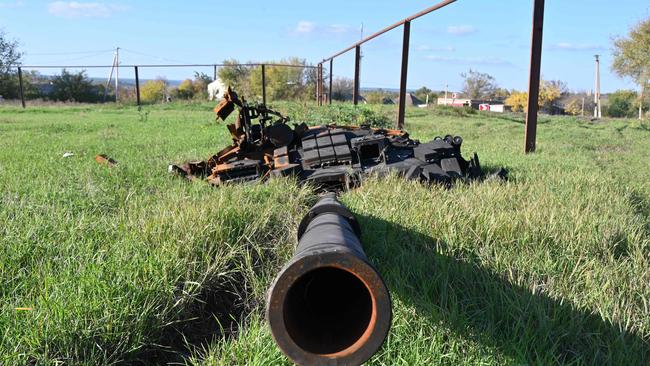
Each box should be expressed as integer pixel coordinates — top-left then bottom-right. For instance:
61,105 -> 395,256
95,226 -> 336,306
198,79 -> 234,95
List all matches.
359,214 -> 649,365
128,274 -> 248,365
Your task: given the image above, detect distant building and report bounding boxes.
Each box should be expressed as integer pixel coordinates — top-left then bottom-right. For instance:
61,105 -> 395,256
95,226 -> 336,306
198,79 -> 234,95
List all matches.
437,97 -> 471,107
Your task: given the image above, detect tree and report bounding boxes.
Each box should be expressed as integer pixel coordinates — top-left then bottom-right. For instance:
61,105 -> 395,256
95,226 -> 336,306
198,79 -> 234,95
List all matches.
461,69 -> 497,99
50,69 -> 100,102
192,71 -> 211,99
218,59 -> 252,96
140,79 -> 167,103
505,90 -> 528,112
413,86 -> 437,104
248,58 -> 314,102
176,79 -> 195,99
331,77 -> 354,101
0,30 -> 22,99
504,80 -> 564,113
612,18 -> 650,118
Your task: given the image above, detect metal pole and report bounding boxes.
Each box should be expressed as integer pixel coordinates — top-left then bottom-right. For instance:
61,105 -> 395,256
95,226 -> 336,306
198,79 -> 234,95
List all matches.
213,64 -> 217,81
353,45 -> 361,105
134,66 -> 141,106
322,0 -> 457,62
397,21 -> 411,129
524,0 -> 545,154
261,64 -> 266,105
17,66 -> 25,108
329,58 -> 333,105
319,63 -> 322,105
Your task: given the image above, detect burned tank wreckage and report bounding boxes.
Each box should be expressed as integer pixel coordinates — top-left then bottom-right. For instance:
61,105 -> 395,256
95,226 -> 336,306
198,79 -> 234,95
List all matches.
170,88 -> 505,365
169,88 -> 504,188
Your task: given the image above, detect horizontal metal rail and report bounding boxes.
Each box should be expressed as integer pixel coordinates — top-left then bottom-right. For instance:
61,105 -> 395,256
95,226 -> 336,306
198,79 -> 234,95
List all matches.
322,0 -> 457,62
11,63 -> 318,69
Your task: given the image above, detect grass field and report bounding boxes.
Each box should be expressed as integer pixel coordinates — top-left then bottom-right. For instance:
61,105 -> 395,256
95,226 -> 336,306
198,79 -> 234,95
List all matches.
1,101 -> 649,365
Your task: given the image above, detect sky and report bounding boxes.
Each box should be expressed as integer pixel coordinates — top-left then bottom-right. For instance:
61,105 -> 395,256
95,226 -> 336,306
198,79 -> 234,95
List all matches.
1,0 -> 649,93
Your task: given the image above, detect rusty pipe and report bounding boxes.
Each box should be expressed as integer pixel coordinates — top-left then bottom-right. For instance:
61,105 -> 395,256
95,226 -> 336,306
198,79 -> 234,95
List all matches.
267,193 -> 391,365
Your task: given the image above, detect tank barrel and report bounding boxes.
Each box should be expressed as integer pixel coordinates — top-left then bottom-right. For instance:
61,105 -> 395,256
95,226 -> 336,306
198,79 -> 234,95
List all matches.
267,193 -> 392,366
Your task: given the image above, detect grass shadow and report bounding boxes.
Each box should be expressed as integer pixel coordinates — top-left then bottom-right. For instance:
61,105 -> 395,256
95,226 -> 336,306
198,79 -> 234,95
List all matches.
359,214 -> 649,365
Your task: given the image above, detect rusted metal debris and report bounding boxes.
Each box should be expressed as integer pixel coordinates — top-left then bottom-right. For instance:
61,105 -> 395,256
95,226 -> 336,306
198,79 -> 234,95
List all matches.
267,193 -> 391,365
95,154 -> 117,167
170,87 -> 505,189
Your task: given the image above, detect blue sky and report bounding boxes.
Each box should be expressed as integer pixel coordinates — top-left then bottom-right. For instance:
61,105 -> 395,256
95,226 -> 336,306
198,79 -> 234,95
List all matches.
1,0 -> 649,93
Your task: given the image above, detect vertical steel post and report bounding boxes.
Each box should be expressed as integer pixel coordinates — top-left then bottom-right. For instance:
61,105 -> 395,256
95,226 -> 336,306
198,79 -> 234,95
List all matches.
329,58 -> 333,105
213,64 -> 217,81
353,45 -> 361,105
397,21 -> 411,129
17,66 -> 25,108
318,63 -> 324,106
134,66 -> 141,106
524,0 -> 545,153
262,64 -> 267,105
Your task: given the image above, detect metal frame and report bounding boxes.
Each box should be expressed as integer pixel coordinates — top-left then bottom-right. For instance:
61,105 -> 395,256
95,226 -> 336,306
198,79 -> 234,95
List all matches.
524,0 -> 545,153
321,0 -> 457,127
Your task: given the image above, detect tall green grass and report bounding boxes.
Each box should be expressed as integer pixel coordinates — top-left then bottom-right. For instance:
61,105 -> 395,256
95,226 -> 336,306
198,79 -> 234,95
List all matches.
1,102 -> 648,365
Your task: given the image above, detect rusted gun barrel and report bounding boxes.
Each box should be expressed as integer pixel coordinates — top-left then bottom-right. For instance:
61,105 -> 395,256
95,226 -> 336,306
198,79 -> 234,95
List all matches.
267,193 -> 392,365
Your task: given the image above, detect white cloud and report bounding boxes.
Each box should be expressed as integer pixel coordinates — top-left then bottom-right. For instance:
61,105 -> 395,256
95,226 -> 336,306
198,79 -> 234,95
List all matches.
548,42 -> 605,51
417,45 -> 455,52
291,21 -> 353,36
294,20 -> 316,34
446,25 -> 477,36
48,1 -> 127,18
425,55 -> 512,66
0,1 -> 24,8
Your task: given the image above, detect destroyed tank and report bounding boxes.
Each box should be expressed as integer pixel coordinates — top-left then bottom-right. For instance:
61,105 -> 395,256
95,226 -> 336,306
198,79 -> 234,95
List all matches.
169,87 -> 505,188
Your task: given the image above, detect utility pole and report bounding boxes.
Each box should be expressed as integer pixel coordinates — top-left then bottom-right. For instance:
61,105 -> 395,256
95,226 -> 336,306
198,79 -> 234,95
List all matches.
640,85 -> 644,120
104,52 -> 117,102
115,47 -> 120,102
594,55 -> 601,118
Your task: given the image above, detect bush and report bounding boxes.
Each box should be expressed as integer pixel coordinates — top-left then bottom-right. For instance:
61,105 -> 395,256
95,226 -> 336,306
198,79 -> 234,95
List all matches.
279,102 -> 392,128
140,79 -> 167,103
607,90 -> 640,118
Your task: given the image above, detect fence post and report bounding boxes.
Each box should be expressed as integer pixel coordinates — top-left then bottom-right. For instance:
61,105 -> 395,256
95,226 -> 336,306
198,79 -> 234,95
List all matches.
329,58 -> 333,105
318,63 -> 324,106
525,0 -> 545,153
397,20 -> 411,129
353,45 -> 361,105
213,64 -> 217,81
262,64 -> 267,105
134,66 -> 141,106
18,66 -> 25,108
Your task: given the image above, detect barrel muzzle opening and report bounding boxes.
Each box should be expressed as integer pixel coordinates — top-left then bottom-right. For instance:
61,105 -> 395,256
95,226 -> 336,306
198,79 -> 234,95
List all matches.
268,252 -> 391,365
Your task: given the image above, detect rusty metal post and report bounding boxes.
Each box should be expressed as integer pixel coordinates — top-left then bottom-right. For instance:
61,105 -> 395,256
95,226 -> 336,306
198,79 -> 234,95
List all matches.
134,66 -> 141,106
329,58 -> 333,105
262,64 -> 267,105
397,21 -> 411,129
524,0 -> 545,153
318,63 -> 324,106
17,66 -> 25,108
353,45 -> 361,105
